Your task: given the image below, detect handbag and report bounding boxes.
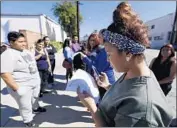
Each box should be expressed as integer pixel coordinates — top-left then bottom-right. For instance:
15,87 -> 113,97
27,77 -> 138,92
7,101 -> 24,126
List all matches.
62,59 -> 72,69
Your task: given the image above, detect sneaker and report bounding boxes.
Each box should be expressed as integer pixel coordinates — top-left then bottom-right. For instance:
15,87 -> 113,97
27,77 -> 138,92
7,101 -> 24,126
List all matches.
33,107 -> 46,113
25,121 -> 35,127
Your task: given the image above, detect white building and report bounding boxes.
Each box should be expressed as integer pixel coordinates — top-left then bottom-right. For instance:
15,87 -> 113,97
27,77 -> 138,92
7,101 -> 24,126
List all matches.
1,14 -> 67,43
146,13 -> 176,49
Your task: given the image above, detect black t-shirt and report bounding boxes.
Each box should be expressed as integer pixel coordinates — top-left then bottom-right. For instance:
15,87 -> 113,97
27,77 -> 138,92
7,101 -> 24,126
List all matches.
151,58 -> 173,82
45,44 -> 57,60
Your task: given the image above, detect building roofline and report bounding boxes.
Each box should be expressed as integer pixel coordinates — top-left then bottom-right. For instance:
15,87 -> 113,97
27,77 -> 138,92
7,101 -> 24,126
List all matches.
1,13 -> 43,17
42,14 -> 60,26
145,12 -> 175,24
1,13 -> 60,26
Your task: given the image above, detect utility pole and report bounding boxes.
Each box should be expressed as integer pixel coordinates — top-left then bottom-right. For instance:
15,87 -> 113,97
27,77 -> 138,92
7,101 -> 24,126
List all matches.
170,2 -> 177,45
76,1 -> 80,43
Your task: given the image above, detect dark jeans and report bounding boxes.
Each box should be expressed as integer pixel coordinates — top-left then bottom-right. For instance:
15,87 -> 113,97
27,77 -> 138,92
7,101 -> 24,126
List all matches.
66,68 -> 73,82
39,69 -> 49,93
160,83 -> 172,96
48,59 -> 55,84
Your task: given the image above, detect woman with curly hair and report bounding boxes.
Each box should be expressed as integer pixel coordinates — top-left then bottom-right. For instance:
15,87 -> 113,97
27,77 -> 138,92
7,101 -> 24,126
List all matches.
77,2 -> 173,127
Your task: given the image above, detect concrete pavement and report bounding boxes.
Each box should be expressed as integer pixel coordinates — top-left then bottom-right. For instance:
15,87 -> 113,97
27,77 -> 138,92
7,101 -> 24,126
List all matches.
1,49 -> 176,127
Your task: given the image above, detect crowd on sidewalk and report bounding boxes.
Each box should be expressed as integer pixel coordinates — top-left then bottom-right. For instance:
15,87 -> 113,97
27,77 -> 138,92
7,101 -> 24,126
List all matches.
1,1 -> 177,127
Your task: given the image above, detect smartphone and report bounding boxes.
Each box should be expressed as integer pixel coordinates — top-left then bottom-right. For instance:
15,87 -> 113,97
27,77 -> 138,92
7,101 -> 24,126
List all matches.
92,66 -> 100,80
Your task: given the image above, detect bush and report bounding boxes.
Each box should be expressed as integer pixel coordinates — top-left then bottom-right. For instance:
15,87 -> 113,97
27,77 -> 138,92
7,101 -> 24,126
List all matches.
50,41 -> 63,52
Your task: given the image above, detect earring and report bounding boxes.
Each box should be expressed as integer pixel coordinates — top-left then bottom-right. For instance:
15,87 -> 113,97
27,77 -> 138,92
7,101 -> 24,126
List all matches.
126,57 -> 130,62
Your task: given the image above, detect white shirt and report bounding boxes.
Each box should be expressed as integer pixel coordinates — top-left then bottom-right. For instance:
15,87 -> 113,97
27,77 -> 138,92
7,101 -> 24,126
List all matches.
66,69 -> 100,104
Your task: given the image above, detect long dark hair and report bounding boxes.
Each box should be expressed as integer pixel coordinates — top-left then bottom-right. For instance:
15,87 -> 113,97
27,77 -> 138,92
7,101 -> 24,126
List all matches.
156,44 -> 175,63
43,36 -> 49,41
63,39 -> 70,53
73,53 -> 86,71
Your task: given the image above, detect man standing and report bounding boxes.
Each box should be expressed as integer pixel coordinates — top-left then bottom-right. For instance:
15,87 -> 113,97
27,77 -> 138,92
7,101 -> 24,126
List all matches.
1,31 -> 46,127
43,36 -> 57,87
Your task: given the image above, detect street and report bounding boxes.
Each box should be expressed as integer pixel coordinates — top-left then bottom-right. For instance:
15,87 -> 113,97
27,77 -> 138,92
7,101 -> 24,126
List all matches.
1,49 -> 176,127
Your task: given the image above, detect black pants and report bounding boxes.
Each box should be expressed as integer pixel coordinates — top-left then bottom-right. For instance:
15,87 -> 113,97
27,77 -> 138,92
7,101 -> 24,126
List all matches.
66,68 -> 73,82
160,83 -> 172,96
39,69 -> 49,93
48,59 -> 55,84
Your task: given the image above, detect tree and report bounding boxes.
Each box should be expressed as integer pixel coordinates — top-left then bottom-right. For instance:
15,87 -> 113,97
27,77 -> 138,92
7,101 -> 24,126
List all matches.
93,30 -> 98,33
52,1 -> 83,38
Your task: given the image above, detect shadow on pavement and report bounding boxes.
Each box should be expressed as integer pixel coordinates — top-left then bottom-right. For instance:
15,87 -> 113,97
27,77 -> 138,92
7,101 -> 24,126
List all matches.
41,93 -> 81,107
0,87 -> 9,95
54,74 -> 66,80
33,105 -> 93,126
34,93 -> 93,126
0,103 -> 19,127
53,81 -> 66,91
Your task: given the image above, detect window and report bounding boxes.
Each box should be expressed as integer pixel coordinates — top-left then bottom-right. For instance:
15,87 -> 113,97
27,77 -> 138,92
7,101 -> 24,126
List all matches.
148,37 -> 152,41
168,31 -> 172,41
154,36 -> 162,40
151,25 -> 155,29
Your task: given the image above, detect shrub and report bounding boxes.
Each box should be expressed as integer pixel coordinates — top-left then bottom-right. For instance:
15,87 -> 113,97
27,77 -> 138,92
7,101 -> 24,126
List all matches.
50,41 -> 63,52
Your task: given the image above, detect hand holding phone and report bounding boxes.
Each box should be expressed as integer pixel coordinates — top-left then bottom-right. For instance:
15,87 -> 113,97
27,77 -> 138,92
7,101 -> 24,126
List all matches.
97,72 -> 110,90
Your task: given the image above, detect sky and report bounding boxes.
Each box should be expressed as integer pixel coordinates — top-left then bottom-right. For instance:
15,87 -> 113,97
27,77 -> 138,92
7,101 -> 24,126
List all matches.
1,1 -> 176,39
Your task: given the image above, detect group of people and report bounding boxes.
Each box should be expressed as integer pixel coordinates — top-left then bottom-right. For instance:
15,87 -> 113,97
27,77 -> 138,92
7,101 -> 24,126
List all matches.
63,33 -> 116,100
62,2 -> 176,127
1,1 -> 177,127
35,36 -> 57,97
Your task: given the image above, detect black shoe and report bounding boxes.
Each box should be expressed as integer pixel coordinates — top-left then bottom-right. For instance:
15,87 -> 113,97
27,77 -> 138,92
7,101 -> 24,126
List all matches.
42,90 -> 50,94
25,121 -> 35,127
39,93 -> 43,98
33,107 -> 46,113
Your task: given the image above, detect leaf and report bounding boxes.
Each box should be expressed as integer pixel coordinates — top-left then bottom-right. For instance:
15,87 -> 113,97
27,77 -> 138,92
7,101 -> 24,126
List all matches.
52,1 -> 83,37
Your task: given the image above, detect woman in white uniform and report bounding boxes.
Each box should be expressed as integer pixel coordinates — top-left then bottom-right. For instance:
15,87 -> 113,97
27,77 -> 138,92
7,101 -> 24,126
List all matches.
1,31 -> 46,127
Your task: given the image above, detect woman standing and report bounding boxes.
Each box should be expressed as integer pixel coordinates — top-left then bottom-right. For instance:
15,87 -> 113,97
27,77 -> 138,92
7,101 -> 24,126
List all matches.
150,44 -> 176,96
80,33 -> 115,99
35,39 -> 51,97
43,36 -> 57,87
63,39 -> 74,82
77,2 -> 173,127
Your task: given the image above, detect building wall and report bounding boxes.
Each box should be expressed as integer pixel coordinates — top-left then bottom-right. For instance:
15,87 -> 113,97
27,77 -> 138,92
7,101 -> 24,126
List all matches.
1,14 -> 67,44
40,15 -> 63,42
40,15 -> 67,42
1,15 -> 41,43
19,29 -> 45,51
146,13 -> 175,49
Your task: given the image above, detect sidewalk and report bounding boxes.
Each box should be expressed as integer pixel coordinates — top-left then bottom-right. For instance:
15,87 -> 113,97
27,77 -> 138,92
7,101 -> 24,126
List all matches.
1,49 -> 176,127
